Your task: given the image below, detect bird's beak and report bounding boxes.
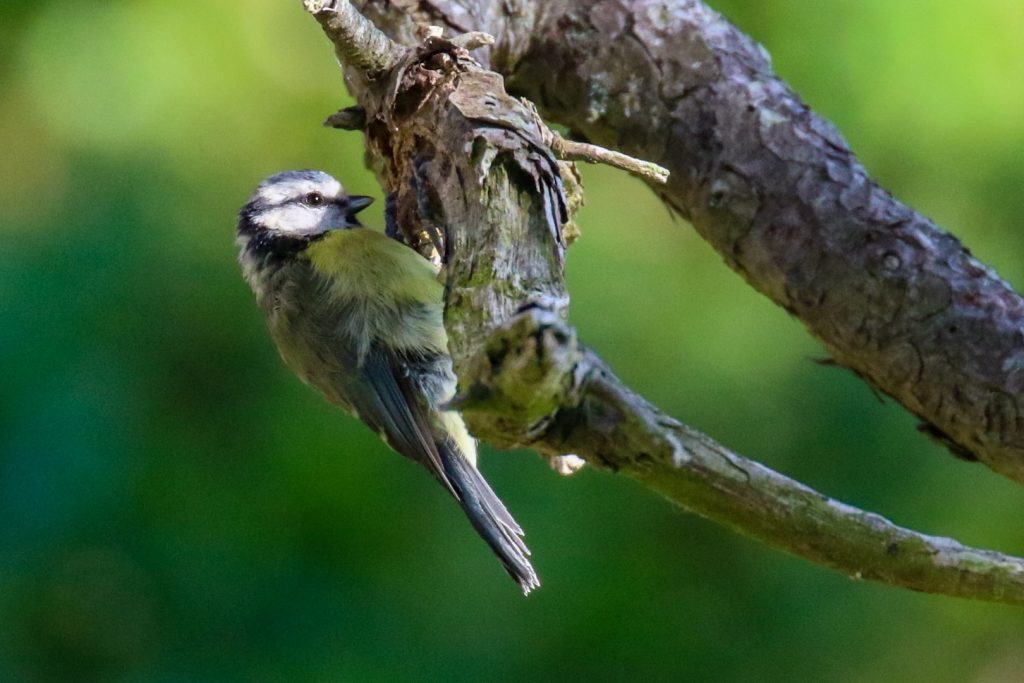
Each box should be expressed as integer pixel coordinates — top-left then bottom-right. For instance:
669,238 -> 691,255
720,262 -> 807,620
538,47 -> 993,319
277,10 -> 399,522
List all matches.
346,195 -> 374,214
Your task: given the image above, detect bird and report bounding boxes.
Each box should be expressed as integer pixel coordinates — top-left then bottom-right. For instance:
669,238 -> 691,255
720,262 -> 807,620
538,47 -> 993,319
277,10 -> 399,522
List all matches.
236,169 -> 539,594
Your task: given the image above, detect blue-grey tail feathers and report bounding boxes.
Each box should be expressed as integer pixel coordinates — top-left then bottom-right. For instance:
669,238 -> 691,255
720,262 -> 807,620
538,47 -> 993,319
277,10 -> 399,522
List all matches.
439,439 -> 540,595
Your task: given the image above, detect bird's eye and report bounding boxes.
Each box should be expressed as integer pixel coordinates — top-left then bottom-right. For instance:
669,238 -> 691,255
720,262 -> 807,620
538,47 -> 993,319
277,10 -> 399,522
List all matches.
303,192 -> 324,206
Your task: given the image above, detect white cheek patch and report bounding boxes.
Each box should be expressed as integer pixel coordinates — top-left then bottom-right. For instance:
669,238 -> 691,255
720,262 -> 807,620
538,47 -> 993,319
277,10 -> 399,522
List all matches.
261,204 -> 324,236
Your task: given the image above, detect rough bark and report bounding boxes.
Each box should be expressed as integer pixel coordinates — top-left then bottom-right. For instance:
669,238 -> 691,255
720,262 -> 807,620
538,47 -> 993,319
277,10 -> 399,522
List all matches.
300,0 -> 1024,605
351,0 -> 1024,485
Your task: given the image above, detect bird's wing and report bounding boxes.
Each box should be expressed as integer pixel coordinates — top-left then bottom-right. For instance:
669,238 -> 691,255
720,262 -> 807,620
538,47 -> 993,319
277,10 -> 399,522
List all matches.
336,343 -> 540,593
435,433 -> 539,593
336,345 -> 457,498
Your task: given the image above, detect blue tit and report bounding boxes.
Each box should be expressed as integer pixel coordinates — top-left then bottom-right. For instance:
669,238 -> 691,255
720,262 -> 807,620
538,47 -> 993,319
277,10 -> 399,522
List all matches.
236,170 -> 539,593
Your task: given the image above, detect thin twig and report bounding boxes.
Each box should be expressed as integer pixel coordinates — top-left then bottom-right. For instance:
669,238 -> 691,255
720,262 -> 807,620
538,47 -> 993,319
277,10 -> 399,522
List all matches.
549,134 -> 670,184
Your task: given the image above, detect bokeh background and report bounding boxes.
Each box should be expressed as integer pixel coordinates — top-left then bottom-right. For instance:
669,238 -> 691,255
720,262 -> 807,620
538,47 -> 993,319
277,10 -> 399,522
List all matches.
2,0 -> 1024,680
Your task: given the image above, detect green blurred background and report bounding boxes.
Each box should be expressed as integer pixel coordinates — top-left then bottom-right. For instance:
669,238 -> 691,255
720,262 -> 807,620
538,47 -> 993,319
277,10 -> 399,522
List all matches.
2,0 -> 1024,680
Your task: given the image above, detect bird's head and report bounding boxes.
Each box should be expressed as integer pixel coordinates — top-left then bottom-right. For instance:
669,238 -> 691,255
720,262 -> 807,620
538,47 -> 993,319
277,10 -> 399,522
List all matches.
238,170 -> 373,256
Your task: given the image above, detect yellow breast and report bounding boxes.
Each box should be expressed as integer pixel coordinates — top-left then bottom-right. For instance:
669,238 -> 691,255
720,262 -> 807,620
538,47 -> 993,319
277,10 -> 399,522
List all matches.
305,229 -> 448,354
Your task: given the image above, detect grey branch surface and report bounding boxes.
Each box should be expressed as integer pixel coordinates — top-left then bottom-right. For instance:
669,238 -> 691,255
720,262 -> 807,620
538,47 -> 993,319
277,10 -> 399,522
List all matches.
301,0 -> 1024,604
353,1 -> 1024,485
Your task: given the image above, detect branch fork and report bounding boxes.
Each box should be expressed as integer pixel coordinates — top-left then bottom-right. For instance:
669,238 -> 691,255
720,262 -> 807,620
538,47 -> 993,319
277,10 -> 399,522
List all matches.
299,0 -> 1024,605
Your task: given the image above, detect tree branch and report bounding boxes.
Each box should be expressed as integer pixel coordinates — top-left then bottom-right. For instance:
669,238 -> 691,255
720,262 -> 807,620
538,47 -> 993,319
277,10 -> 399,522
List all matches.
518,2 -> 1024,486
461,307 -> 1024,605
547,132 -> 670,184
345,0 -> 1024,485
300,0 -> 1024,604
